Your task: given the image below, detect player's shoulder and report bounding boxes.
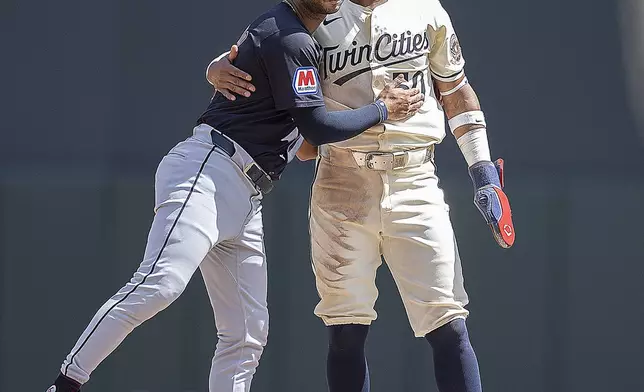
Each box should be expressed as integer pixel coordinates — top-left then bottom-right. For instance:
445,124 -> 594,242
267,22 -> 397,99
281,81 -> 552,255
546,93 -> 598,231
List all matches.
416,0 -> 448,11
249,2 -> 310,41
415,0 -> 452,27
254,7 -> 318,57
381,0 -> 445,12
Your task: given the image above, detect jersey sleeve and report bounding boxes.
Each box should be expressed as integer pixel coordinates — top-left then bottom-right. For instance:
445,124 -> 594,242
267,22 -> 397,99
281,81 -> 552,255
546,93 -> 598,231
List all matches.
426,2 -> 466,82
259,30 -> 326,110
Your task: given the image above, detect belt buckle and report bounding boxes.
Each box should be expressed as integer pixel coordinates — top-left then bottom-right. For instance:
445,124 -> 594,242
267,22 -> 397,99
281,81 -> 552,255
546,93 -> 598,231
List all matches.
243,163 -> 273,194
391,151 -> 407,170
364,152 -> 390,170
364,151 -> 407,170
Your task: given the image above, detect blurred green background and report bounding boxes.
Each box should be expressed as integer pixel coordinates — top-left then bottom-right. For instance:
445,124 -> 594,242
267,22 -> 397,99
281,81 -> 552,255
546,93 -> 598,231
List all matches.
2,0 -> 643,391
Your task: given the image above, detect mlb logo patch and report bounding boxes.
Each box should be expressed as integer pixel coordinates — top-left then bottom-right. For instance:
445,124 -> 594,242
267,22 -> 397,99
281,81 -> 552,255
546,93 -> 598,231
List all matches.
293,67 -> 319,95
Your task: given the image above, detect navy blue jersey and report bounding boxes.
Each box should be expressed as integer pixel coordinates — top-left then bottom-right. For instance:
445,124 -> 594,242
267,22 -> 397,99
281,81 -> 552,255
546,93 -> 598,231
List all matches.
197,2 -> 325,179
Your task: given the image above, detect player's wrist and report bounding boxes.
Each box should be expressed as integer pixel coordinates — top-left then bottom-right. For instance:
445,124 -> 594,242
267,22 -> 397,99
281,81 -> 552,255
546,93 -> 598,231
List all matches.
373,100 -> 388,123
468,160 -> 501,189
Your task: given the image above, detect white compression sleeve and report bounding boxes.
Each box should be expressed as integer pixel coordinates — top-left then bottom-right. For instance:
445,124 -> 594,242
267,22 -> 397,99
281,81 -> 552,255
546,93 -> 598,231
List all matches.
456,128 -> 492,167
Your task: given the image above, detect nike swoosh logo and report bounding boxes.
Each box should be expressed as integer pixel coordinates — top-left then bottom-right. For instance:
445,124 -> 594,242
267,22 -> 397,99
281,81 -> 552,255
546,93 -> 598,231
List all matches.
323,17 -> 342,26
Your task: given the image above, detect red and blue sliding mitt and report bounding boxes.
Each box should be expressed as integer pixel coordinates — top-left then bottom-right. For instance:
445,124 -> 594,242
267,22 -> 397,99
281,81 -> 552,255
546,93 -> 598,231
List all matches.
468,159 -> 515,248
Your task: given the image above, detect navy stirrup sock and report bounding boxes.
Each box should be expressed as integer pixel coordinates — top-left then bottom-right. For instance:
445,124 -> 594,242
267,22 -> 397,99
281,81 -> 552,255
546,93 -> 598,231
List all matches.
425,318 -> 482,392
327,324 -> 371,392
49,373 -> 81,392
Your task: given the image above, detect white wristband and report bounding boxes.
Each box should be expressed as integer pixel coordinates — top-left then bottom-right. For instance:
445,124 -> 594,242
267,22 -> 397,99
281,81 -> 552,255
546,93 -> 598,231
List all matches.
448,110 -> 486,134
440,77 -> 468,96
456,128 -> 491,167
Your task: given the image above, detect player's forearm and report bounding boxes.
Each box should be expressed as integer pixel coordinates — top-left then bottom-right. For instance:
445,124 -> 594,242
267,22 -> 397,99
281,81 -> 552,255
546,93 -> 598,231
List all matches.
436,76 -> 491,167
290,102 -> 386,146
440,82 -> 483,139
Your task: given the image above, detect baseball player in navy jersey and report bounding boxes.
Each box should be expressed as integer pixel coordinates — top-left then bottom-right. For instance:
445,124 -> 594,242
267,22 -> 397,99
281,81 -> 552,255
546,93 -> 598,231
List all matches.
44,1 -> 424,391
208,1 -> 516,391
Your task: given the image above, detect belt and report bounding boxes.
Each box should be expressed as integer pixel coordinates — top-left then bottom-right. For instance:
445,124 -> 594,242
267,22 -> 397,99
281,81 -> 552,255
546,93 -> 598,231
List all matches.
210,130 -> 274,194
351,145 -> 435,171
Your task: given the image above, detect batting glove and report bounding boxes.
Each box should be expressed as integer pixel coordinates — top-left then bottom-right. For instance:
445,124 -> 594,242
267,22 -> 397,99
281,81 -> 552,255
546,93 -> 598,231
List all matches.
468,159 -> 515,248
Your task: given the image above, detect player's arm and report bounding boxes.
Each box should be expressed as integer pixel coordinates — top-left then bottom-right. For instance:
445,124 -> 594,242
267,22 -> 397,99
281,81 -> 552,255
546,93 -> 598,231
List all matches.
428,6 -> 515,248
435,76 -> 484,139
426,17 -> 490,166
260,30 -> 424,146
437,76 -> 515,248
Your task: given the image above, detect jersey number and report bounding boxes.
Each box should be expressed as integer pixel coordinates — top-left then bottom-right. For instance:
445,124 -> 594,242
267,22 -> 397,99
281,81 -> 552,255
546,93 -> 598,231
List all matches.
392,71 -> 426,95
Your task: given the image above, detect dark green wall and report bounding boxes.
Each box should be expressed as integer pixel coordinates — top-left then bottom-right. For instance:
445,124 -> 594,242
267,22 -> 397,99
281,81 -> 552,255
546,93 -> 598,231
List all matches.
2,1 -> 643,391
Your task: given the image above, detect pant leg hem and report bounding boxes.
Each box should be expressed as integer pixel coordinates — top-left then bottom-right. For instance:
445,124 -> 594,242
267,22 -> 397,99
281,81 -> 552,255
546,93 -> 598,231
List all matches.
319,317 -> 374,327
413,314 -> 469,338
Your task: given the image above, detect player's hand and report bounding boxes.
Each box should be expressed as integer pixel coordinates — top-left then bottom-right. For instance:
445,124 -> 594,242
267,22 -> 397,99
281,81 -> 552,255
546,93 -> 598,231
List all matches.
206,45 -> 256,101
377,75 -> 425,121
468,159 -> 515,248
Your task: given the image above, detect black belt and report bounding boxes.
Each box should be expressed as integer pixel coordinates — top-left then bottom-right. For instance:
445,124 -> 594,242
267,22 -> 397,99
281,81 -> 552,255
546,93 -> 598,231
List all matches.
210,130 -> 274,195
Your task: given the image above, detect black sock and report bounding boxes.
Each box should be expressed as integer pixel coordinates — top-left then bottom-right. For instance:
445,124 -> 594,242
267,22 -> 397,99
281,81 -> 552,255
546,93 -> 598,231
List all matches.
48,373 -> 81,392
327,324 -> 370,392
425,318 -> 482,392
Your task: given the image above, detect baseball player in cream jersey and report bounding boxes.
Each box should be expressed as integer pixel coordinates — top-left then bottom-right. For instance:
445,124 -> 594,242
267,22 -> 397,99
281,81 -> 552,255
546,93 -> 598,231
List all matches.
208,1 -> 515,391
44,1 -> 427,391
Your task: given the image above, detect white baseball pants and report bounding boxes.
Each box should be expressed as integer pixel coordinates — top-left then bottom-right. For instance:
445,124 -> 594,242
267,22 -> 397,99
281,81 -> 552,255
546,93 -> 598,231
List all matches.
61,125 -> 268,392
310,145 -> 469,337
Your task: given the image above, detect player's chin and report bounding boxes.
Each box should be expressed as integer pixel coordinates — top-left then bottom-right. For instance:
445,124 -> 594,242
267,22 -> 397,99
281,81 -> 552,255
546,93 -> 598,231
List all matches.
323,0 -> 343,13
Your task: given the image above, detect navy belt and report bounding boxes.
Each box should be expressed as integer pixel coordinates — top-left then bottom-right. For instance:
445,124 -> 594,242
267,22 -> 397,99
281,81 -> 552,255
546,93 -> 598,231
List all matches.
210,130 -> 274,195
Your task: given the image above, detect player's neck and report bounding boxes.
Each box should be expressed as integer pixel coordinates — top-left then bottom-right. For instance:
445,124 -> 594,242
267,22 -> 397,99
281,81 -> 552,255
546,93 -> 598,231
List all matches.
287,0 -> 326,33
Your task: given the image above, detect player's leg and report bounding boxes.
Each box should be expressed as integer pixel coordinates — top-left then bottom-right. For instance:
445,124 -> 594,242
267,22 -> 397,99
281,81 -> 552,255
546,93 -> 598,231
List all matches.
326,324 -> 371,392
200,206 -> 268,392
55,197 -> 212,388
49,137 -> 254,391
380,160 -> 481,392
309,150 -> 382,392
425,317 -> 481,392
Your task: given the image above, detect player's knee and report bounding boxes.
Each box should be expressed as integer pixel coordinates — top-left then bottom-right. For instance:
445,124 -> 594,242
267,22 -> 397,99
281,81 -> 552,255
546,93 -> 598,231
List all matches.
218,306 -> 269,352
328,324 -> 370,353
425,318 -> 470,349
154,269 -> 189,306
110,267 -> 190,324
249,307 -> 269,349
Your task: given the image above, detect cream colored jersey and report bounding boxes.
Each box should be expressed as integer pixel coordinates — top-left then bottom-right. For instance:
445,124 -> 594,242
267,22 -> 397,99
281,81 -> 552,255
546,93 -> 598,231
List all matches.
313,0 -> 465,151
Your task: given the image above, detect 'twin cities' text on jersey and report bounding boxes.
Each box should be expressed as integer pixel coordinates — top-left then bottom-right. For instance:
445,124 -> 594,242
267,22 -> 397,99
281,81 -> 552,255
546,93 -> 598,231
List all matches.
197,2 -> 324,179
313,0 -> 466,151
321,30 -> 431,86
